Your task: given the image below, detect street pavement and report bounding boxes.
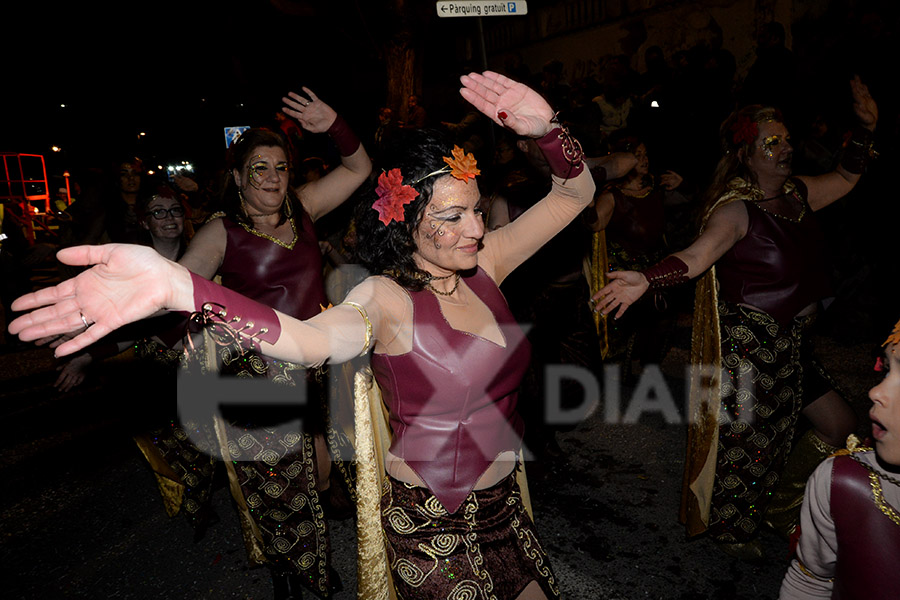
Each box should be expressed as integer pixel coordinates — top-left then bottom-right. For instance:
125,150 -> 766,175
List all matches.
0,311 -> 883,600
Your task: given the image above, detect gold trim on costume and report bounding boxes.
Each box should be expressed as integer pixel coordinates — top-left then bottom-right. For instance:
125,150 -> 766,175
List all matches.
237,214 -> 298,249
207,210 -> 299,249
867,471 -> 900,527
342,301 -> 373,355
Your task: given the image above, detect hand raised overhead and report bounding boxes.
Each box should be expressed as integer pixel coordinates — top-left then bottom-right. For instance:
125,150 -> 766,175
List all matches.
459,71 -> 555,138
282,87 -> 338,133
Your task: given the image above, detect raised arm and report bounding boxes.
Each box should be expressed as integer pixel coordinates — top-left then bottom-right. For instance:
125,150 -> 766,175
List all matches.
585,151 -> 637,181
282,87 -> 372,221
458,71 -> 596,282
586,189 -> 615,233
593,200 -> 748,318
800,76 -> 877,212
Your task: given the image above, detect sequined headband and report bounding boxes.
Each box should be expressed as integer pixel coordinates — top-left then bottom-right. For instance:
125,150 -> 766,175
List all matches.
371,146 -> 480,226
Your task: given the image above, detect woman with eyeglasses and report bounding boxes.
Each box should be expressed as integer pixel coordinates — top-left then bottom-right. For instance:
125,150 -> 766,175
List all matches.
50,183 -> 191,392
137,184 -> 189,261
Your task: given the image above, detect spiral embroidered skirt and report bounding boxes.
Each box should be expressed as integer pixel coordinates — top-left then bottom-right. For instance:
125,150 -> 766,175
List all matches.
381,470 -> 560,599
707,302 -> 835,542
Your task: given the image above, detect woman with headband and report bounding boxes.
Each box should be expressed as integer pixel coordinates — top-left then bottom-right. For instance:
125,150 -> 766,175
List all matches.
593,76 -> 878,560
10,71 -> 594,599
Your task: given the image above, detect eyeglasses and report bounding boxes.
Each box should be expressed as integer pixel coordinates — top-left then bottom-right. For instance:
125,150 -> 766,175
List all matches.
149,206 -> 185,220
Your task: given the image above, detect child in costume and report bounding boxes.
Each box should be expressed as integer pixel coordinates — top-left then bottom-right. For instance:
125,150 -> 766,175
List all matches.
779,318 -> 900,599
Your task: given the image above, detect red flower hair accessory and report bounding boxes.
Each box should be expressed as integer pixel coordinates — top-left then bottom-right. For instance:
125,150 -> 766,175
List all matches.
730,115 -> 759,147
443,146 -> 480,182
372,168 -> 419,225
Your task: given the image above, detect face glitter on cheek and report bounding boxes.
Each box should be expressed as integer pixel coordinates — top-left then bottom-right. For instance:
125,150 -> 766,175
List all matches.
760,135 -> 787,160
247,155 -> 266,190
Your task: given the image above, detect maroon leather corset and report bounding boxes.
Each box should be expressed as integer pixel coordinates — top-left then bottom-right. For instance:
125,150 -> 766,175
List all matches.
830,454 -> 900,600
606,186 -> 666,256
218,211 -> 327,320
715,182 -> 832,325
370,267 -> 531,514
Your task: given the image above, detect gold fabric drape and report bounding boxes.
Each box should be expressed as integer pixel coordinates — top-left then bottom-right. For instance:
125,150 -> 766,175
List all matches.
585,230 -> 610,359
353,367 -> 396,600
679,267 -> 722,535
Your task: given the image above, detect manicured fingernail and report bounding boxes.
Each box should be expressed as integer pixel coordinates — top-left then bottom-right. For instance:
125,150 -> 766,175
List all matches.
498,111 -> 508,120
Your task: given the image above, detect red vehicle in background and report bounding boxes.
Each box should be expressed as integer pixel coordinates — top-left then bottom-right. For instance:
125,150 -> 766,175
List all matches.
0,153 -> 68,245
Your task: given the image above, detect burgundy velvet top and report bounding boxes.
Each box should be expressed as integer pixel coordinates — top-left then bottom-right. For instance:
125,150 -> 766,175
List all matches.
830,454 -> 900,599
370,267 -> 531,514
715,180 -> 833,326
217,210 -> 327,321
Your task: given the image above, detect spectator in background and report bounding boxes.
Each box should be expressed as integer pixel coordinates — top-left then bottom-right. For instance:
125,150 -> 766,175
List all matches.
405,94 -> 427,128
373,106 -> 398,155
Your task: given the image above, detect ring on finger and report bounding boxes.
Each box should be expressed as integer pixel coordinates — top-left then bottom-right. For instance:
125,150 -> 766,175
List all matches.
80,312 -> 91,329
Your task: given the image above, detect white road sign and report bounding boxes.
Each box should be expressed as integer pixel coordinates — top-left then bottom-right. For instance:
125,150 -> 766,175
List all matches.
436,1 -> 528,18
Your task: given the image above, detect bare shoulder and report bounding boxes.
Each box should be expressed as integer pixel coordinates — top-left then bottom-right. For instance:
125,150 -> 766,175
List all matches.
187,217 -> 227,249
707,199 -> 749,233
345,275 -> 409,306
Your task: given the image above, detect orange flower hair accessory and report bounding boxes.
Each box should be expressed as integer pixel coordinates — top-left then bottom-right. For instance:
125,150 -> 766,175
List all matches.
373,168 -> 419,225
730,114 -> 759,147
883,318 -> 900,350
443,145 -> 480,182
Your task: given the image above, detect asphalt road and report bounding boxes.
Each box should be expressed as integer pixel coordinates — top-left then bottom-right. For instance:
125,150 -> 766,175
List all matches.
0,312 -> 883,600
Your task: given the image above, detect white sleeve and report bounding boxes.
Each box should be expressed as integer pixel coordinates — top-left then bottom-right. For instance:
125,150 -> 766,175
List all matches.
779,458 -> 837,600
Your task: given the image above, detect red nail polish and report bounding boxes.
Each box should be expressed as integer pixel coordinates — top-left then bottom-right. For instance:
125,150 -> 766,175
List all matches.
498,111 -> 508,120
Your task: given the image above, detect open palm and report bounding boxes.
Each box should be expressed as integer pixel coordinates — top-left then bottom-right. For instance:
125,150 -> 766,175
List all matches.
9,244 -> 181,356
460,71 -> 555,137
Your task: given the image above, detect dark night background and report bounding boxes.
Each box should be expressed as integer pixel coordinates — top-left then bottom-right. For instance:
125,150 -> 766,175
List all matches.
3,1 -> 900,598
0,0 -> 484,179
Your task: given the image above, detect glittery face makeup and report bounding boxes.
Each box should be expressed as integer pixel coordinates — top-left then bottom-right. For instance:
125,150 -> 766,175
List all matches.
760,134 -> 788,160
746,121 -> 793,179
412,175 -> 484,276
247,154 -> 289,190
234,145 -> 290,216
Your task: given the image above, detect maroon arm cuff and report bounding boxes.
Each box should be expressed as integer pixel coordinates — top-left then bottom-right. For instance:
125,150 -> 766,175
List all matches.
535,126 -> 585,180
641,255 -> 689,290
327,114 -> 361,157
839,127 -> 877,174
188,272 -> 282,353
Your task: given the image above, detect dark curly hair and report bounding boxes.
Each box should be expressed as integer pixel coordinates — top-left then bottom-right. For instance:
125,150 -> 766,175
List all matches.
222,127 -> 301,229
353,128 -> 458,291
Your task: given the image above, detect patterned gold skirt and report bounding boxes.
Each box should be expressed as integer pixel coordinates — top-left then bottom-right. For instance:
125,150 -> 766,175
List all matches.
707,302 -> 833,542
381,470 -> 560,600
